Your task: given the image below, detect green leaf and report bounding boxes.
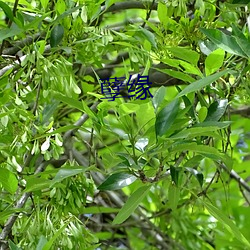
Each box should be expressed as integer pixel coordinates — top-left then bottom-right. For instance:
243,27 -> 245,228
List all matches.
185,167 -> 204,187
203,201 -> 250,248
200,28 -> 247,58
170,126 -> 220,139
80,206 -> 120,214
40,0 -> 49,9
0,209 -> 23,223
41,101 -> 60,125
50,24 -> 64,47
98,172 -> 137,191
232,0 -> 250,4
42,223 -> 69,250
24,177 -> 51,192
157,1 -> 168,24
8,241 -> 22,250
170,166 -> 181,186
234,36 -> 250,58
0,2 -> 14,21
176,70 -> 230,98
51,166 -> 86,186
168,47 -> 200,65
0,25 -> 23,42
36,235 -> 48,250
119,103 -> 140,115
198,106 -> 208,122
155,99 -> 179,137
205,49 -> 225,75
138,27 -> 157,48
170,143 -> 228,164
205,99 -> 228,122
168,182 -> 180,210
156,67 -> 195,83
0,168 -> 18,194
53,92 -> 85,112
152,86 -> 166,111
193,121 -> 231,129
53,5 -> 83,24
112,185 -> 151,224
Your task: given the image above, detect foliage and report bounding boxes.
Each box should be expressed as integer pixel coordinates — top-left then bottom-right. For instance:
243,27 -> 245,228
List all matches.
1,0 -> 250,249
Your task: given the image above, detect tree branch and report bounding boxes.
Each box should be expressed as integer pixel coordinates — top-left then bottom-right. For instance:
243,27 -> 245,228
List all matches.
219,163 -> 250,193
0,161 -> 49,242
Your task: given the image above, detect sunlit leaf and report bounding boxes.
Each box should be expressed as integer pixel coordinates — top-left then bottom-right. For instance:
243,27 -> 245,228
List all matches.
177,70 -> 231,97
0,168 -> 18,194
200,28 -> 247,58
205,49 -> 225,75
168,47 -> 200,65
98,172 -> 137,191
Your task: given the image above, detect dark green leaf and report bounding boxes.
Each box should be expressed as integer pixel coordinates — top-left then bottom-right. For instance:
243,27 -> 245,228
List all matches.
80,206 -> 120,214
156,67 -> 195,83
205,99 -> 228,122
98,172 -> 137,191
200,28 -> 247,58
50,24 -> 64,47
9,241 -> 22,250
232,0 -> 250,4
138,27 -> 157,48
155,99 -> 179,137
183,155 -> 204,168
0,26 -> 23,42
170,126 -> 220,139
53,92 -> 84,112
0,2 -> 14,21
112,185 -> 151,224
41,101 -> 60,125
170,166 -> 181,186
185,167 -> 204,187
0,168 -> 18,194
194,121 -> 231,129
177,70 -> 230,98
51,166 -> 86,186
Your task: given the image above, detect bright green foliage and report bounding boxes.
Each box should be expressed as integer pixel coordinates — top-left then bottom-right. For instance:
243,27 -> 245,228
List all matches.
0,0 -> 250,249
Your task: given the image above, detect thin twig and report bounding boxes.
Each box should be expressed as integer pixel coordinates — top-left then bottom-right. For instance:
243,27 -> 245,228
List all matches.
0,161 -> 48,241
219,163 -> 250,193
141,0 -> 156,28
63,102 -> 99,141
